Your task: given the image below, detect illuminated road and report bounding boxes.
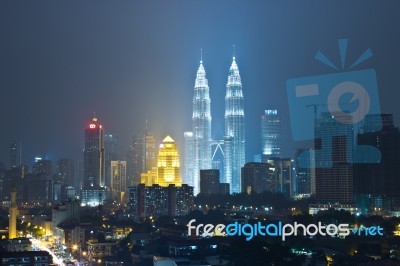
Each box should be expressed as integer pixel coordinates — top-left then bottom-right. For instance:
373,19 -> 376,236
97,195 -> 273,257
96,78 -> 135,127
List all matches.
30,238 -> 66,266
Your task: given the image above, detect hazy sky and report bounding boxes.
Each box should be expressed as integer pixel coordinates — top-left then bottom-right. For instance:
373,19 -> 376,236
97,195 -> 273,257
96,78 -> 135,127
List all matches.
1,0 -> 400,168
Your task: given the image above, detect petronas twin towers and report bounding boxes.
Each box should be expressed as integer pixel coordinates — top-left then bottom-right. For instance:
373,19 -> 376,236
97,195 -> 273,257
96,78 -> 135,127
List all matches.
190,53 -> 245,195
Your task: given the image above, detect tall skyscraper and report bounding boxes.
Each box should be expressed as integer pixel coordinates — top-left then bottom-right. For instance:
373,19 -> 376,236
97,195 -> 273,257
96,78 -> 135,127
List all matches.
156,135 -> 182,187
224,55 -> 245,194
132,134 -> 145,186
145,132 -> 157,172
183,132 -> 194,187
9,140 -> 22,169
104,134 -> 118,188
314,112 -> 353,204
56,158 -> 74,186
110,160 -> 127,203
83,116 -> 105,188
8,188 -> 18,239
261,109 -> 282,156
192,56 -> 212,195
354,114 -> 400,212
33,159 -> 52,176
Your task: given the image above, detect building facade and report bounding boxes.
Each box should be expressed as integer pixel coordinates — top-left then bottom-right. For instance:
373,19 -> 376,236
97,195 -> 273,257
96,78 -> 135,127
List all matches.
224,56 -> 245,194
110,160 -> 127,203
83,116 -> 105,189
192,58 -> 212,195
261,109 -> 281,156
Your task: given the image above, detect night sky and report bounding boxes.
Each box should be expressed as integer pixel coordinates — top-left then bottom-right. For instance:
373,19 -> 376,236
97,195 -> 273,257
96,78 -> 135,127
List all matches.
1,1 -> 400,168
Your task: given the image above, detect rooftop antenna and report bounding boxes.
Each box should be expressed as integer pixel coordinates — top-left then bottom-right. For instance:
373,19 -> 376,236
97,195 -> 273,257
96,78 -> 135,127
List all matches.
233,44 -> 236,59
200,48 -> 203,63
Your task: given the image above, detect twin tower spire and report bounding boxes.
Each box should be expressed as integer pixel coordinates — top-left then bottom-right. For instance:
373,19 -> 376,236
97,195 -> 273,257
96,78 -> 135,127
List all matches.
190,49 -> 245,195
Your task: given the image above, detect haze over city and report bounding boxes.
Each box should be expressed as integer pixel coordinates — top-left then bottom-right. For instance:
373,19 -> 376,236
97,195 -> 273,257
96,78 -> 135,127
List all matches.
1,0 -> 400,166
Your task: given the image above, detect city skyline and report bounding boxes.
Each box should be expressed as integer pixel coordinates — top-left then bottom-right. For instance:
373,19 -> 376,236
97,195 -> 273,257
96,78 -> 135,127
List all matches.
1,1 -> 400,168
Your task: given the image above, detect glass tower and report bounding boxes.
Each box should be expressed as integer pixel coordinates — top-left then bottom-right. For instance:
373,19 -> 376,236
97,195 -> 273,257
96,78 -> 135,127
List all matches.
83,116 -> 105,188
192,57 -> 212,195
224,56 -> 245,194
261,109 -> 282,156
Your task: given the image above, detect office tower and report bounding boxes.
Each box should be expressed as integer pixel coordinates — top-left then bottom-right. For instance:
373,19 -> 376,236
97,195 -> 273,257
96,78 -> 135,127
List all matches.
32,159 -> 52,176
261,109 -> 282,156
126,146 -> 134,186
110,160 -> 127,203
295,148 -> 315,196
241,162 -> 274,194
273,158 -> 293,198
56,159 -> 74,186
8,188 -> 18,239
145,132 -> 157,172
83,116 -> 105,188
224,55 -> 245,194
314,113 -> 353,204
192,56 -> 212,195
129,184 -> 193,219
183,132 -> 194,187
354,114 -> 400,212
200,169 -> 220,195
9,140 -> 22,169
132,134 -> 145,186
104,134 -> 118,188
156,135 -> 182,187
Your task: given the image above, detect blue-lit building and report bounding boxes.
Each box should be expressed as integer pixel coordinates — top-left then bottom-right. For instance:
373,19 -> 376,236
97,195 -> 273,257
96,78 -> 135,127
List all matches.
192,57 -> 212,195
261,109 -> 281,156
224,56 -> 245,194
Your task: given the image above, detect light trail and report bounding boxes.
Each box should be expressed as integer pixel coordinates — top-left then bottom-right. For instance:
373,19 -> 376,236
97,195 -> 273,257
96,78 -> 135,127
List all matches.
30,238 -> 65,266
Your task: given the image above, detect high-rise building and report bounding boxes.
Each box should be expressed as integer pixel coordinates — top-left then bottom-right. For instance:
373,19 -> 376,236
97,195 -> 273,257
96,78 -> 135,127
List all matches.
200,169 -> 221,195
261,109 -> 282,156
129,184 -> 193,219
145,132 -> 157,172
8,188 -> 18,239
241,162 -> 274,194
183,132 -> 194,187
132,134 -> 145,186
9,140 -> 22,169
32,159 -> 52,176
110,160 -> 127,203
156,135 -> 182,187
83,116 -> 105,188
314,113 -> 354,204
295,148 -> 315,196
192,56 -> 212,195
224,56 -> 245,194
56,159 -> 74,186
104,134 -> 118,188
354,114 -> 400,212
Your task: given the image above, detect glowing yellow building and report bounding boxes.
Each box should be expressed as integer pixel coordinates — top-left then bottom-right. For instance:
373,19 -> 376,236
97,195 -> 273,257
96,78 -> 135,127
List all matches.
156,135 -> 182,187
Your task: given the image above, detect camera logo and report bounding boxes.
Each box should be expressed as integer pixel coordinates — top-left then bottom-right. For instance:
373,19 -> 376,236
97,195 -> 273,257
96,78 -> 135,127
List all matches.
287,39 -> 382,167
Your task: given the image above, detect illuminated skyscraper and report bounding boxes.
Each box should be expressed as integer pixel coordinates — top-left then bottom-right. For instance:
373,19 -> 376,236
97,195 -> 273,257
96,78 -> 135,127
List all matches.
83,116 -> 105,188
145,132 -> 157,172
8,188 -> 18,239
104,134 -> 118,188
192,55 -> 212,195
183,132 -> 194,187
111,160 -> 127,203
156,135 -> 182,187
261,109 -> 282,156
224,55 -> 245,194
132,134 -> 145,186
